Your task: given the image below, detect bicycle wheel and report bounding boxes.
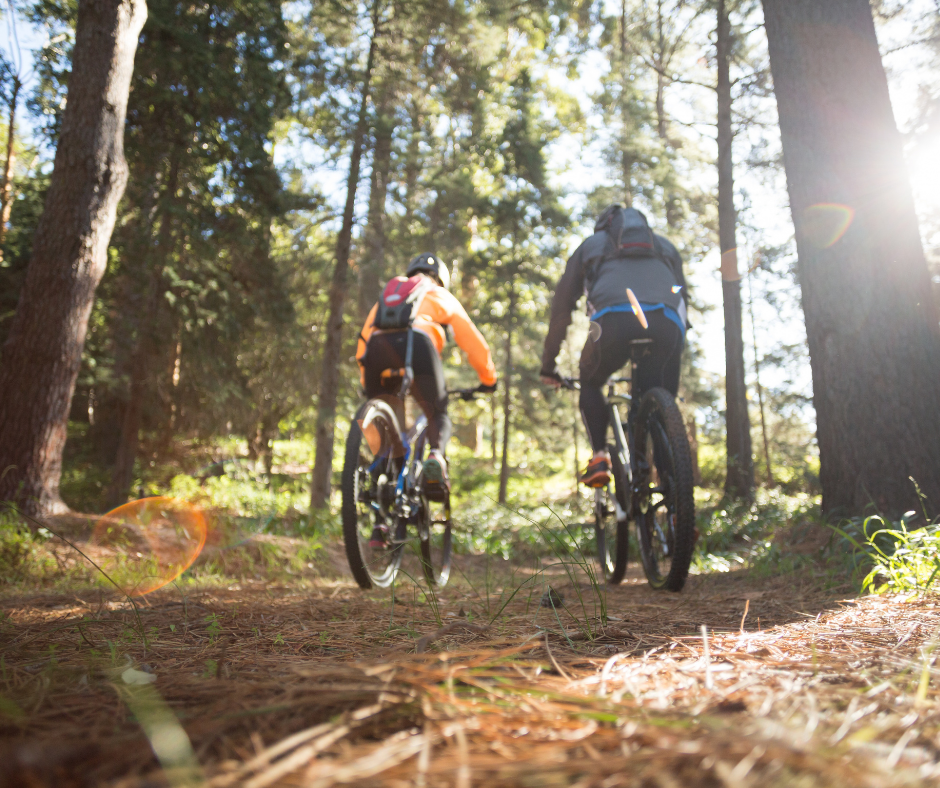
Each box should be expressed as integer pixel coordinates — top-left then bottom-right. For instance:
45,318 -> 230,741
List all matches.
341,400 -> 407,589
633,387 -> 696,591
595,446 -> 629,584
414,431 -> 452,587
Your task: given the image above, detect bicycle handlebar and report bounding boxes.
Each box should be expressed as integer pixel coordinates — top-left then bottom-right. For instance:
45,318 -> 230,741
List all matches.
554,376 -> 631,391
447,384 -> 495,401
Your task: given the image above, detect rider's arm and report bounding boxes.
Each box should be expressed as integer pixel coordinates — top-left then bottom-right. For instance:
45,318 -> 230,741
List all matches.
356,304 -> 378,385
541,243 -> 586,374
423,289 -> 497,386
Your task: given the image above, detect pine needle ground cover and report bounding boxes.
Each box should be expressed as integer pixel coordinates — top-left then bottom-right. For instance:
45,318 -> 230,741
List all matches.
3,512 -> 940,787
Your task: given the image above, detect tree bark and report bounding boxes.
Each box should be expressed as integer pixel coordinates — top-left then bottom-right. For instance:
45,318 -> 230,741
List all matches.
106,157 -> 179,509
490,393 -> 497,464
619,0 -> 634,207
402,100 -> 421,234
309,14 -> 379,511
0,0 -> 147,518
747,268 -> 774,488
763,0 -> 940,517
358,97 -> 395,318
717,0 -> 754,501
0,75 -> 20,254
497,288 -> 515,505
654,0 -> 667,141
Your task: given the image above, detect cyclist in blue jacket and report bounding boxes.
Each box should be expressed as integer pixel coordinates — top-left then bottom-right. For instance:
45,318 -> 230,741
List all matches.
540,205 -> 688,487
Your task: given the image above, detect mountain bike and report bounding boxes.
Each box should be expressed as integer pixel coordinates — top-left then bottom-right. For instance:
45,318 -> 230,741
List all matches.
562,338 -> 696,591
341,378 -> 483,590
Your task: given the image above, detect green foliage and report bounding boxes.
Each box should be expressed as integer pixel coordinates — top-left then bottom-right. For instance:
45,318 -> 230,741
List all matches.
0,514 -> 92,589
3,0 -> 825,524
691,489 -> 822,575
834,515 -> 940,596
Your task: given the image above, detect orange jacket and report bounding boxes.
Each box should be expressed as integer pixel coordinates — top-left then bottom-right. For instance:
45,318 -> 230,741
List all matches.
356,277 -> 497,387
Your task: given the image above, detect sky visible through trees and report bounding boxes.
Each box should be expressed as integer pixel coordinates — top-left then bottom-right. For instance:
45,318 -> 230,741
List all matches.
0,0 -> 938,518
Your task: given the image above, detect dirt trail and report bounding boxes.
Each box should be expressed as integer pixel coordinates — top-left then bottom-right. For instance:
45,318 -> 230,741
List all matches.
2,552 -> 940,787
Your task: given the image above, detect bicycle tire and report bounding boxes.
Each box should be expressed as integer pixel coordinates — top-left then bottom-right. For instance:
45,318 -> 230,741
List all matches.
414,430 -> 452,587
341,400 -> 407,589
633,387 -> 695,591
595,446 -> 629,584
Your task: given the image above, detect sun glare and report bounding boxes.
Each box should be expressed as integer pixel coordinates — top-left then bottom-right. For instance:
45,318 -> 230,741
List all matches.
907,141 -> 940,214
91,497 -> 208,597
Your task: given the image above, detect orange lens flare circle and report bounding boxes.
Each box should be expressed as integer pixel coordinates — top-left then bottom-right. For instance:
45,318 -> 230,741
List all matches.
91,497 -> 207,597
802,203 -> 855,249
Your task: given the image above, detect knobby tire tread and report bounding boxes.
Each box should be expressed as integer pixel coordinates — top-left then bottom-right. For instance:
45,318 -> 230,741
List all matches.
636,387 -> 696,592
342,400 -> 402,590
606,447 -> 630,584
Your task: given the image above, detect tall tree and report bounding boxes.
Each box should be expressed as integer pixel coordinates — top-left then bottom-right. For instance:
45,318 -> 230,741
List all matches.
0,63 -> 21,256
762,0 -> 940,517
100,0 -> 289,506
309,0 -> 382,510
716,0 -> 753,500
0,0 -> 147,518
358,94 -> 395,318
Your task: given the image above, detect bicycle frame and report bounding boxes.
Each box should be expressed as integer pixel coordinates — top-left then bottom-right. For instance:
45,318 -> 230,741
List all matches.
602,381 -> 633,522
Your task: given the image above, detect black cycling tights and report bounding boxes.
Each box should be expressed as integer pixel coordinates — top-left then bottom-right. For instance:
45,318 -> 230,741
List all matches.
579,310 -> 683,454
362,330 -> 451,451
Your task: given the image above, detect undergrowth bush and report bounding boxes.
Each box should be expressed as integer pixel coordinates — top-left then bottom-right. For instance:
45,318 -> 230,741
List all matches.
833,514 -> 940,596
0,513 -> 93,590
691,489 -> 821,575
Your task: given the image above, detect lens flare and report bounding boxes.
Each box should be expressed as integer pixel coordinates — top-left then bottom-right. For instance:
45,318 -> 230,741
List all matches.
91,497 -> 207,597
801,203 -> 855,249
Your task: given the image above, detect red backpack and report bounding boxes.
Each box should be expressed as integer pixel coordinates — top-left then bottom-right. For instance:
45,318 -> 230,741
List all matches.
374,275 -> 434,330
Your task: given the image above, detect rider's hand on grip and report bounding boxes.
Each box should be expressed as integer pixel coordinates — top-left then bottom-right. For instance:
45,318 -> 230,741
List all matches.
475,381 -> 498,395
540,367 -> 563,389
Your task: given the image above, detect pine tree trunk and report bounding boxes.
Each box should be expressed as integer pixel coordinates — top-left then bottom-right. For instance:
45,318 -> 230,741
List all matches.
358,99 -> 394,318
717,0 -> 754,501
309,20 -> 378,511
763,0 -> 940,517
402,101 -> 421,234
0,0 -> 147,518
490,395 -> 497,464
106,158 -> 179,509
0,76 -> 20,255
498,289 -> 515,505
747,270 -> 774,488
619,0 -> 633,207
655,0 -> 667,140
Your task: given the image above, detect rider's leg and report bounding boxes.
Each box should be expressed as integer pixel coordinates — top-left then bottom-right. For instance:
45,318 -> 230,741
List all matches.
409,332 -> 451,495
409,331 -> 450,451
579,313 -> 639,452
631,311 -> 683,400
578,314 -> 636,485
630,313 -> 683,475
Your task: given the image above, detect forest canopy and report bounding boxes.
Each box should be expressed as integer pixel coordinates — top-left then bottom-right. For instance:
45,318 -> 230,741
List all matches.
0,0 -> 938,522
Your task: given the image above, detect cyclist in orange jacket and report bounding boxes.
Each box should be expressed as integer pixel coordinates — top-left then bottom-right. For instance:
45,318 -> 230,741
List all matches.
357,253 -> 497,496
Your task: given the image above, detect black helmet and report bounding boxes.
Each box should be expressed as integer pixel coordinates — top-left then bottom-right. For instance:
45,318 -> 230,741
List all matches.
406,252 -> 450,290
